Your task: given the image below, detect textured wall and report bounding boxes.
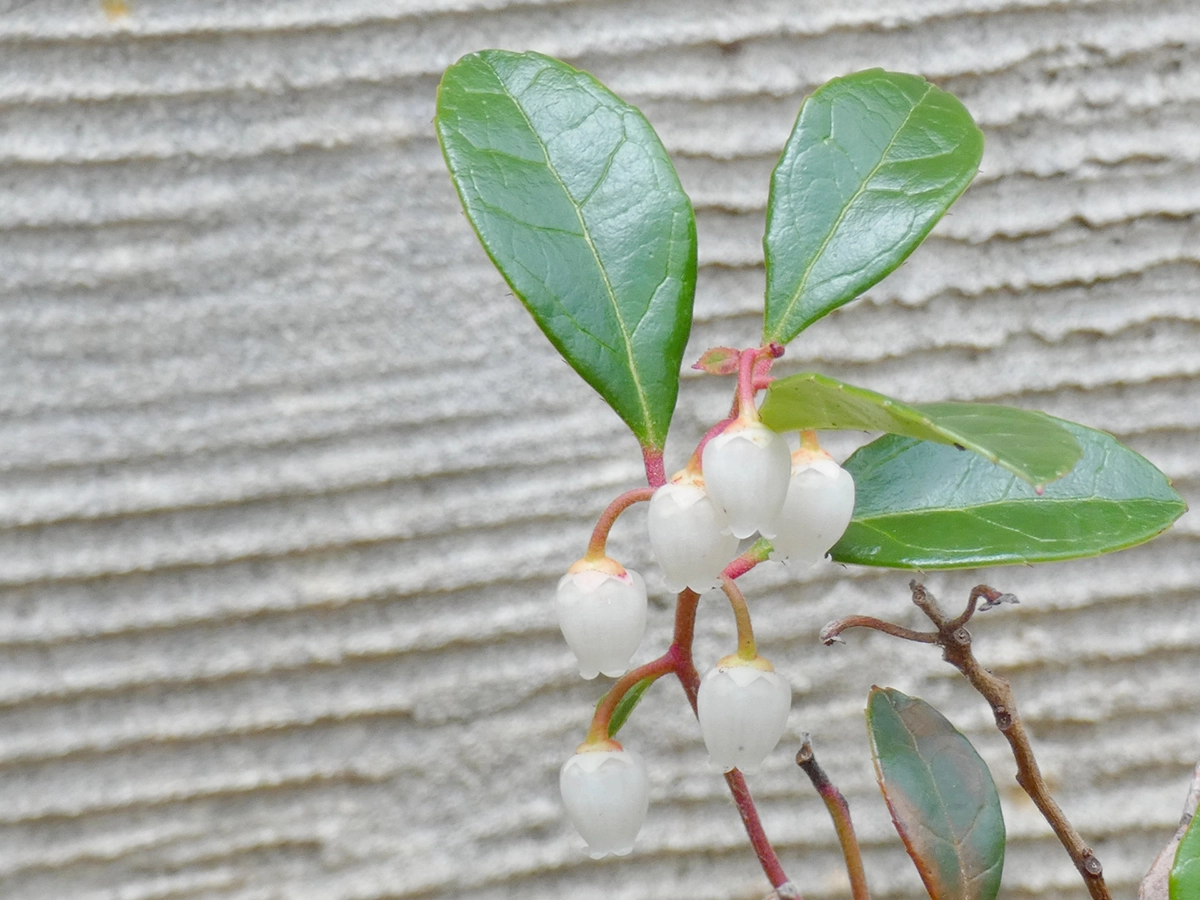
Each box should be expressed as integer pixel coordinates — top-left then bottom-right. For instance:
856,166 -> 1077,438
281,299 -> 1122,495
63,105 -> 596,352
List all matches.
1,1 -> 1198,898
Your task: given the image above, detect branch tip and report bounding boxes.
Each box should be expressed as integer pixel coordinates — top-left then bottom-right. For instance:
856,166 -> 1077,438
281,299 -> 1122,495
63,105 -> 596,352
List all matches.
795,735 -> 814,766
981,591 -> 1019,611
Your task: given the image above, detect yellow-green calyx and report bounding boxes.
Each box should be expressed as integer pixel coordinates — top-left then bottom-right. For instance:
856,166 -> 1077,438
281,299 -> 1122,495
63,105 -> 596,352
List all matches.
569,555 -> 628,577
576,737 -> 623,754
717,652 -> 775,672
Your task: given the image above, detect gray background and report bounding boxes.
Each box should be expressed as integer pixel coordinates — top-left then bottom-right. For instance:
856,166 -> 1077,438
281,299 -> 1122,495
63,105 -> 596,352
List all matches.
1,0 -> 1198,897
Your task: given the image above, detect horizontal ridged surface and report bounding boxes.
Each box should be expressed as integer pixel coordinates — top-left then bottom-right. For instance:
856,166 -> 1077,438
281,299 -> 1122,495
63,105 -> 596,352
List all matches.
1,1 -> 1197,898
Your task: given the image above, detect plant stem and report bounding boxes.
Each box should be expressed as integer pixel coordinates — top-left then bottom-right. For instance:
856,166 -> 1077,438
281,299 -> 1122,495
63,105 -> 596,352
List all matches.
820,615 -> 937,646
796,737 -> 870,900
736,348 -> 761,418
907,582 -> 1110,900
670,586 -> 798,894
687,415 -> 735,475
642,446 -> 666,488
726,767 -> 792,890
584,487 -> 654,560
585,652 -> 677,745
720,575 -> 757,660
822,582 -> 1111,900
724,538 -> 773,580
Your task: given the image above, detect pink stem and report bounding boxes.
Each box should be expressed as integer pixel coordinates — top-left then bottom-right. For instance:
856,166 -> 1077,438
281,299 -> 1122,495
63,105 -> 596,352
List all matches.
669,586 -> 795,892
687,415 -> 736,474
585,487 -> 655,559
736,348 -> 760,418
642,446 -> 666,488
723,539 -> 773,580
586,653 -> 678,744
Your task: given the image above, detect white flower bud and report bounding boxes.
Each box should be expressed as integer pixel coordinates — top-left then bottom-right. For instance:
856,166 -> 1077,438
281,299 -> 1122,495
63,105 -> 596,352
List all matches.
772,452 -> 856,566
647,475 -> 740,593
701,421 -> 792,539
697,660 -> 792,772
556,559 -> 648,679
560,747 -> 650,858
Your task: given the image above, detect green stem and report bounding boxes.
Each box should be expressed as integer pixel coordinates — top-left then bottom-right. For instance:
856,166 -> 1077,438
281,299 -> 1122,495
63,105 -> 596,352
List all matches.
720,575 -> 757,660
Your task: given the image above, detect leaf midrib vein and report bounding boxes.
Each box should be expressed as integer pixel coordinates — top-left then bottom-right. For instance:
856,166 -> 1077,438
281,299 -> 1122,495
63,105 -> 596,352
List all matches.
891,707 -> 978,896
769,83 -> 933,341
494,60 -> 655,440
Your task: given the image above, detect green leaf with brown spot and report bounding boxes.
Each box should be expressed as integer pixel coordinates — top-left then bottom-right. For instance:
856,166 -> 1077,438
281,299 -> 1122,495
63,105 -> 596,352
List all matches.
867,687 -> 1005,900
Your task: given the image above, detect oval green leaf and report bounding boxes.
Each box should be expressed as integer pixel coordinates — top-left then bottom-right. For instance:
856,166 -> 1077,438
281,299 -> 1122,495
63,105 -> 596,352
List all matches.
1171,807 -> 1200,899
759,372 -> 1081,489
867,687 -> 1005,900
833,419 -> 1186,569
436,50 -> 697,450
763,69 -> 984,344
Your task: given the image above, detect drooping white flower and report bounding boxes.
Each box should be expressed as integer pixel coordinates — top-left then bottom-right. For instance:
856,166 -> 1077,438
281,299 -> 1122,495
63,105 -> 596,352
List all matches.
701,420 -> 792,539
556,558 -> 647,679
697,658 -> 792,772
772,449 -> 856,566
647,472 -> 740,593
560,746 -> 650,858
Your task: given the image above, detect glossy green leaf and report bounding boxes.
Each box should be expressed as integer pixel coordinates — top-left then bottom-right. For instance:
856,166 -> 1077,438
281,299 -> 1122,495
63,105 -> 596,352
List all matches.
1171,806 -> 1200,899
867,687 -> 1005,900
759,372 -> 1081,488
601,676 -> 657,738
833,419 -> 1186,568
763,69 -> 984,344
436,50 -> 697,450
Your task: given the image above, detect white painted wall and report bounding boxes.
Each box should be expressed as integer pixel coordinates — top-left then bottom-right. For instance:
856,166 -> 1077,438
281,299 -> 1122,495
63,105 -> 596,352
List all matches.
0,1 -> 1197,898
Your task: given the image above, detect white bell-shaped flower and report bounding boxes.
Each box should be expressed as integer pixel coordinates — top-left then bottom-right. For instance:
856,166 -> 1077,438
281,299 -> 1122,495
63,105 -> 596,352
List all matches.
772,451 -> 856,566
556,558 -> 647,679
701,420 -> 792,539
697,658 -> 792,772
647,473 -> 740,593
560,746 -> 650,858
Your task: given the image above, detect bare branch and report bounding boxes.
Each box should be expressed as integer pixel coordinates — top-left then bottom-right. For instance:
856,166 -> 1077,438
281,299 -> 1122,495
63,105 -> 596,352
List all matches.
797,736 -> 870,900
826,580 -> 1111,900
820,615 -> 938,646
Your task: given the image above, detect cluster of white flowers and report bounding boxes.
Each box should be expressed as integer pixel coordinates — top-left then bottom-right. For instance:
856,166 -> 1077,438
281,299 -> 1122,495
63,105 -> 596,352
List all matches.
555,421 -> 856,858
